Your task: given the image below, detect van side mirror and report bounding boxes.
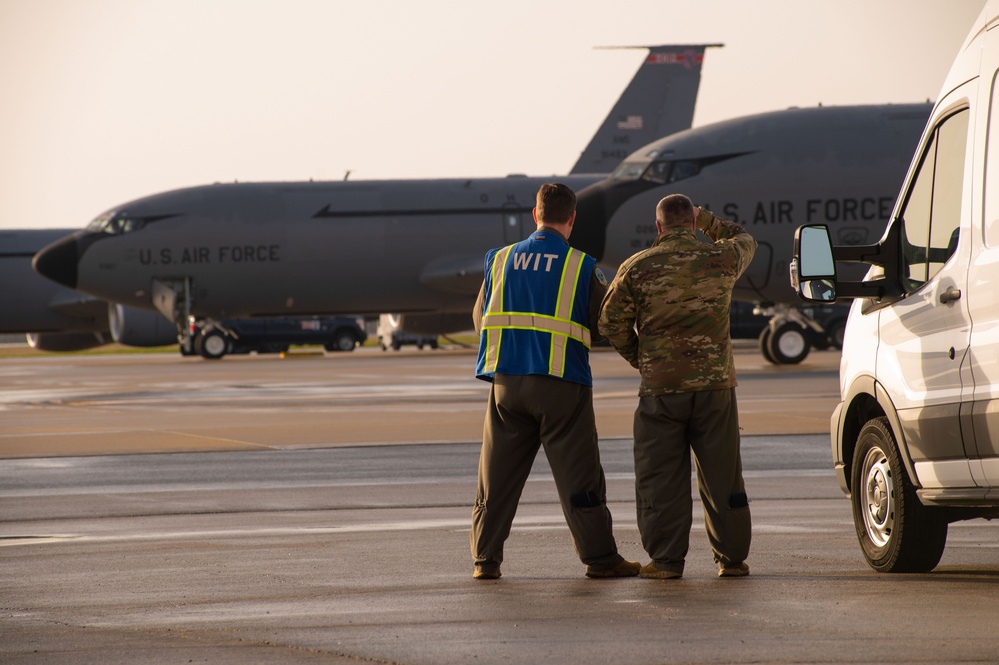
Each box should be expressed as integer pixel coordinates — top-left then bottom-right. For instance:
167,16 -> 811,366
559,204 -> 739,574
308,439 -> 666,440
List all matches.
792,225 -> 837,302
790,221 -> 905,305
798,225 -> 836,276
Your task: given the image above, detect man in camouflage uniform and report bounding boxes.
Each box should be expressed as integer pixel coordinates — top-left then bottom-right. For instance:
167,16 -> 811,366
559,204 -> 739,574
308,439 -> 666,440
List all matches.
599,193 -> 757,579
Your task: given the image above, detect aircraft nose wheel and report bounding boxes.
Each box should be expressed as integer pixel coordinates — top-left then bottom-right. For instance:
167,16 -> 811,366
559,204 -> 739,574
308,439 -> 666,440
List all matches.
763,322 -> 810,364
195,328 -> 231,360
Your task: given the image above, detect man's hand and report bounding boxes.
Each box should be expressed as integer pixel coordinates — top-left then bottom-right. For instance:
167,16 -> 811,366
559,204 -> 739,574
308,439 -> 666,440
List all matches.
693,206 -> 708,231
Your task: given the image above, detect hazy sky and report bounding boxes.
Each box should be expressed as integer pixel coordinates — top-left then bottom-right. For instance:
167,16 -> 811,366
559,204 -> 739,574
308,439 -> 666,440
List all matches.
0,0 -> 985,230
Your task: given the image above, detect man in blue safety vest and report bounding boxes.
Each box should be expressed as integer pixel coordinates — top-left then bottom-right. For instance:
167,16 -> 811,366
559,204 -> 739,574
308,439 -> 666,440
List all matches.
469,182 -> 639,580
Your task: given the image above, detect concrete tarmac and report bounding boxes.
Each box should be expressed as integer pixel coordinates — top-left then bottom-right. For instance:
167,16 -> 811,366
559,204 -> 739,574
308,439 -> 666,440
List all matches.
0,341 -> 839,458
3,343 -> 999,664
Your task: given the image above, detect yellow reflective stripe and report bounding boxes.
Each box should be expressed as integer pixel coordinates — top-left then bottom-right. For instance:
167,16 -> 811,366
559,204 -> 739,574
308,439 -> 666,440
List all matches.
485,328 -> 500,373
550,333 -> 565,377
555,249 -> 584,320
550,249 -> 584,377
484,246 -> 513,373
487,246 -> 513,315
481,313 -> 591,347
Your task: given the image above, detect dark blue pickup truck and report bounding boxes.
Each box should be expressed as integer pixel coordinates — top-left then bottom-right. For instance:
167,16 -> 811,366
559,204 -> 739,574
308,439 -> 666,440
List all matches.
188,316 -> 367,359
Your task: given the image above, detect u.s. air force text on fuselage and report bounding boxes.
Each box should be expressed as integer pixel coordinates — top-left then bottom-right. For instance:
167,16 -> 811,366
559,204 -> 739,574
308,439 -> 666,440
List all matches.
136,245 -> 282,267
627,197 -> 895,249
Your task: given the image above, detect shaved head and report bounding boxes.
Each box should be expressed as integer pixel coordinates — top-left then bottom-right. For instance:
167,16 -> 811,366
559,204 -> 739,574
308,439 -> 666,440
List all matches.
656,194 -> 695,229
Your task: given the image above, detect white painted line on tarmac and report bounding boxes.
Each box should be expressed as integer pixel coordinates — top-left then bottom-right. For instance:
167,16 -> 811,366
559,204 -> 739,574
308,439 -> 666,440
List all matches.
1,516 -> 852,547
0,516 -> 572,546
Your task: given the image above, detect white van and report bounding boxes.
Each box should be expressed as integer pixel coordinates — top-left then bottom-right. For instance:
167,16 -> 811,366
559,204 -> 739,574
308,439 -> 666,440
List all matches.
791,3 -> 999,573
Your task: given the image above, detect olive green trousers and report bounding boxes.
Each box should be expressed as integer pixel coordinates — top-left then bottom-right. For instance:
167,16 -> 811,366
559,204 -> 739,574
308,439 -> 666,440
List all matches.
471,373 -> 623,570
633,387 -> 751,574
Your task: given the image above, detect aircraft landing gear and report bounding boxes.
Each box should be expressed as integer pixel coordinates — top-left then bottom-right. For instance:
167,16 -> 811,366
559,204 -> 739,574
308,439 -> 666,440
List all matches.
755,303 -> 848,365
194,326 -> 231,359
764,321 -> 810,364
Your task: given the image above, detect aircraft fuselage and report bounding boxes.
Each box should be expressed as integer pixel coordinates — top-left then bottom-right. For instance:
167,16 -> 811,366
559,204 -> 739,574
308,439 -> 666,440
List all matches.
578,103 -> 932,304
34,104 -> 933,333
35,175 -> 604,320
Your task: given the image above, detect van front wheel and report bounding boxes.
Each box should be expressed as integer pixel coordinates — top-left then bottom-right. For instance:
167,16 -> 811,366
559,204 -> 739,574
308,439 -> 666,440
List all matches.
851,417 -> 947,573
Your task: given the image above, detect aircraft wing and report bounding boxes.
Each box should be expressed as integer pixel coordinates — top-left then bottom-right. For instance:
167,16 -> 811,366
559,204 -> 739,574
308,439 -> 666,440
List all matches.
418,255 -> 484,296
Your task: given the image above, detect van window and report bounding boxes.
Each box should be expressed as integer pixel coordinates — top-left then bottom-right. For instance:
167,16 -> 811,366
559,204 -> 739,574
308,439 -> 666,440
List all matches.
897,109 -> 969,293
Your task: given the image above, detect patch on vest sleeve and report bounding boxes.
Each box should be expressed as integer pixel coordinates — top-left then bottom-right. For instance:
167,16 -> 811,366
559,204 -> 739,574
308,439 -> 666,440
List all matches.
595,267 -> 608,286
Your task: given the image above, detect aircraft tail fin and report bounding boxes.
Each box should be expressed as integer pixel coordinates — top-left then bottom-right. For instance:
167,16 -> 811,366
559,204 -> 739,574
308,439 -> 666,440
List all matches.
569,44 -> 723,175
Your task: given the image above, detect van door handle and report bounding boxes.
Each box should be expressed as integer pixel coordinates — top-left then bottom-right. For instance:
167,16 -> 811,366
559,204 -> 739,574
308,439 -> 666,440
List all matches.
940,288 -> 962,304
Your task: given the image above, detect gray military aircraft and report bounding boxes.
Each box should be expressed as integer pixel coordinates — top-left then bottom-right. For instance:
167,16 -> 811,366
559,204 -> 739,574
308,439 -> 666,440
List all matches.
24,44 -> 718,355
573,102 -> 931,363
31,101 -> 929,363
0,228 -> 175,350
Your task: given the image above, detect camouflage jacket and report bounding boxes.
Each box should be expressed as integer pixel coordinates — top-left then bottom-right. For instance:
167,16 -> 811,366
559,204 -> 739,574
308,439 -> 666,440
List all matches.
598,209 -> 757,395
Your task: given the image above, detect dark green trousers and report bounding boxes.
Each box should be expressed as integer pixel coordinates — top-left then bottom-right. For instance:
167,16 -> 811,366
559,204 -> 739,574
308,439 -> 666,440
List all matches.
633,388 -> 751,574
470,373 -> 622,570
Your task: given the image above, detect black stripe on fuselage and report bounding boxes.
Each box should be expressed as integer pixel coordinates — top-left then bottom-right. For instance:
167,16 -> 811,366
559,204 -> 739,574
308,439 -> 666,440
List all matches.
312,205 -> 534,218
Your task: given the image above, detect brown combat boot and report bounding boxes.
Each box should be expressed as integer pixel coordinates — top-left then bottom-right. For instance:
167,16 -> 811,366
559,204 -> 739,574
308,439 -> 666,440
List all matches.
473,564 -> 501,580
585,558 -> 641,578
717,562 -> 750,577
639,562 -> 682,579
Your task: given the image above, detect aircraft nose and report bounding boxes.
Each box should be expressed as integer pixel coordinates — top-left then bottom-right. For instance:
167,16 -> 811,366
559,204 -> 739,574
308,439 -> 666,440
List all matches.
33,234 -> 79,289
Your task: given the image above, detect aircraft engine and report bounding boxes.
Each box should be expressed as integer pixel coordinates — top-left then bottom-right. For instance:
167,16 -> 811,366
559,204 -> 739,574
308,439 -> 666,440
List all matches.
26,331 -> 112,352
109,304 -> 178,347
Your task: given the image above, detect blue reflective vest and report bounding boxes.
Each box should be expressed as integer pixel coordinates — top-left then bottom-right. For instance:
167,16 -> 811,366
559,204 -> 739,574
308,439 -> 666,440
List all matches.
475,229 -> 596,386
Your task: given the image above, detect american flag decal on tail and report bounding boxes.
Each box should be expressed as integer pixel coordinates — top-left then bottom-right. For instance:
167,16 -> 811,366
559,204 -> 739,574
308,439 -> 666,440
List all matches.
616,115 -> 644,130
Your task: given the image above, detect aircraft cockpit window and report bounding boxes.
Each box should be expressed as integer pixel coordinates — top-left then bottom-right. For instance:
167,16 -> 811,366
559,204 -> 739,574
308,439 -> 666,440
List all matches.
87,213 -> 146,235
669,160 -> 702,182
611,162 -> 648,180
642,161 -> 672,183
86,214 -> 113,233
113,216 -> 146,233
641,159 -> 703,184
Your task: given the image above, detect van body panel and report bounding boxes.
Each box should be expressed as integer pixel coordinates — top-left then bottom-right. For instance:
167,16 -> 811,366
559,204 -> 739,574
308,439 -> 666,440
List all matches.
981,458 -> 999,482
839,298 -> 876,396
966,23 -> 999,487
913,459 -> 983,490
830,401 -> 847,493
873,87 -> 977,486
792,2 -> 999,571
834,371 -> 920,495
895,404 -> 966,471
841,7 -> 994,493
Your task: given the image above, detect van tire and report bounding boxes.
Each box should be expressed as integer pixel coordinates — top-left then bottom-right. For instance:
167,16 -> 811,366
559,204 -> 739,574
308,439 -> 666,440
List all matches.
851,417 -> 948,573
